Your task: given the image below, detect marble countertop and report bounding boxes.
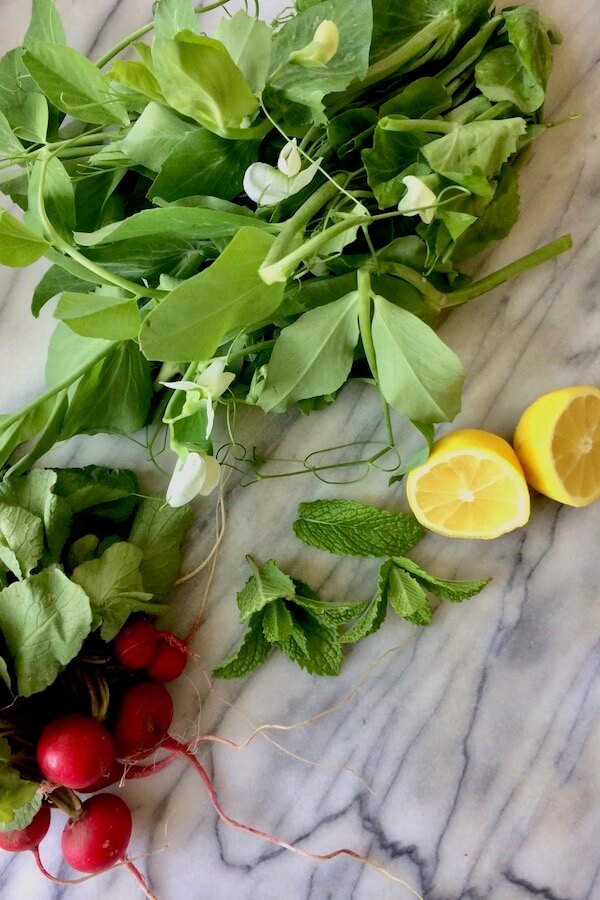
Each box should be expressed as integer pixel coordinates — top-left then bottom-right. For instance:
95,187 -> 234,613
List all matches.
0,2 -> 598,899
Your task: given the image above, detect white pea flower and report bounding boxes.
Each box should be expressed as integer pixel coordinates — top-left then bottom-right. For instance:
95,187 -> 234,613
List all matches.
289,20 -> 339,68
162,358 -> 234,439
243,138 -> 323,207
166,451 -> 221,507
397,175 -> 438,224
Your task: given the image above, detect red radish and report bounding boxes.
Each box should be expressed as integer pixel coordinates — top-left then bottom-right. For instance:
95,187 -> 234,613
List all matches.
61,794 -> 132,874
0,806 -> 51,852
114,619 -> 158,670
37,714 -> 115,790
114,682 -> 173,758
146,633 -> 188,683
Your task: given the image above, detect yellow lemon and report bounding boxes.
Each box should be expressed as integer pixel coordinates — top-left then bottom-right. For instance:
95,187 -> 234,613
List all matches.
513,385 -> 600,507
406,429 -> 530,539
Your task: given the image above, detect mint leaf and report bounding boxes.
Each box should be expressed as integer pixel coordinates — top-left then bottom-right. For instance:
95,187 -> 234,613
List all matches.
387,565 -> 432,626
0,738 -> 41,830
291,580 -> 370,626
294,499 -> 423,558
213,612 -> 270,678
128,496 -> 193,597
340,559 -> 391,644
237,558 -> 296,621
393,556 -> 490,602
0,502 -> 44,579
278,619 -> 310,662
262,599 -> 294,643
71,542 -> 162,641
289,611 -> 343,676
0,568 -> 92,697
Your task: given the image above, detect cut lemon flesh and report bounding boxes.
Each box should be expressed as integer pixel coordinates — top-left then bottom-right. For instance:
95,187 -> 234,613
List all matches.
513,385 -> 600,507
406,429 -> 530,539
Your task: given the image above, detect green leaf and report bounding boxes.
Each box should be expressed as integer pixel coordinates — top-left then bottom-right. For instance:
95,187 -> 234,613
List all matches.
237,558 -> 296,621
262,599 -> 294,643
62,341 -> 153,438
453,164 -> 520,263
372,294 -> 465,424
388,420 -> 434,484
71,542 -> 161,641
0,109 -> 25,158
340,560 -> 391,644
0,468 -> 71,562
53,465 -> 138,516
422,119 -> 528,186
119,102 -> 194,173
0,209 -> 50,267
212,612 -> 270,678
149,128 -> 259,202
294,499 -> 424,558
267,0 -> 373,124
259,291 -> 360,413
3,92 -> 48,144
214,10 -> 272,94
67,534 -> 100,569
292,580 -> 370,626
288,609 -> 342,675
475,8 -> 553,114
76,205 -> 267,247
128,496 -> 194,597
0,396 -> 60,470
154,0 -> 199,39
45,322 -> 113,388
24,0 -> 66,46
54,292 -> 142,341
386,564 -> 432,626
0,502 -> 44,579
393,556 -> 490,602
25,155 -> 75,244
139,227 -> 284,362
32,263 -> 95,317
22,42 -> 129,126
0,568 -> 92,696
0,738 -> 41,830
152,33 -> 258,136
0,656 -> 11,691
278,620 -> 310,661
110,60 -> 164,104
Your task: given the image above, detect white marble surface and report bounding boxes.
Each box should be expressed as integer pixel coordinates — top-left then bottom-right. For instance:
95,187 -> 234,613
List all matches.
0,2 -> 599,899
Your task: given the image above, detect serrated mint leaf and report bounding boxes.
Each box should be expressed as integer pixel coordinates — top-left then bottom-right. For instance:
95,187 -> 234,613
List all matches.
291,580 -> 370,626
393,556 -> 490,602
0,502 -> 44,579
71,542 -> 162,641
0,738 -> 41,830
128,496 -> 193,597
340,559 -> 391,644
294,499 -> 423,558
290,611 -> 343,676
237,558 -> 296,621
213,612 -> 270,678
387,565 -> 432,626
262,598 -> 294,643
279,619 -> 310,662
0,568 -> 92,697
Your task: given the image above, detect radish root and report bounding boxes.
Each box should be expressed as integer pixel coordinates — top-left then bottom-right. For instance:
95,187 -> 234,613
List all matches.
162,737 -> 423,899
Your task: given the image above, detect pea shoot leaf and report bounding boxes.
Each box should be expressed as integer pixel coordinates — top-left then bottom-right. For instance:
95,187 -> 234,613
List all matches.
128,496 -> 194,597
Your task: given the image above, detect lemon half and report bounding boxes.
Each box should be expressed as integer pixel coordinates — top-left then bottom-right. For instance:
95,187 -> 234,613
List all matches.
406,429 -> 530,539
513,385 -> 600,507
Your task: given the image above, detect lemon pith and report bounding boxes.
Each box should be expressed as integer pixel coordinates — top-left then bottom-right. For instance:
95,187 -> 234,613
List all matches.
406,429 -> 530,539
513,385 -> 600,507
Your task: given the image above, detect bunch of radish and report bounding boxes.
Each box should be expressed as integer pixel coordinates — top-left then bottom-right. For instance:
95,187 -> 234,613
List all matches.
0,618 -> 188,896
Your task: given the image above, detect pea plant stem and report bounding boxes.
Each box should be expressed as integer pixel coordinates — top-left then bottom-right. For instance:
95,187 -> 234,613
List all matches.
94,0 -> 232,69
357,269 -> 395,448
